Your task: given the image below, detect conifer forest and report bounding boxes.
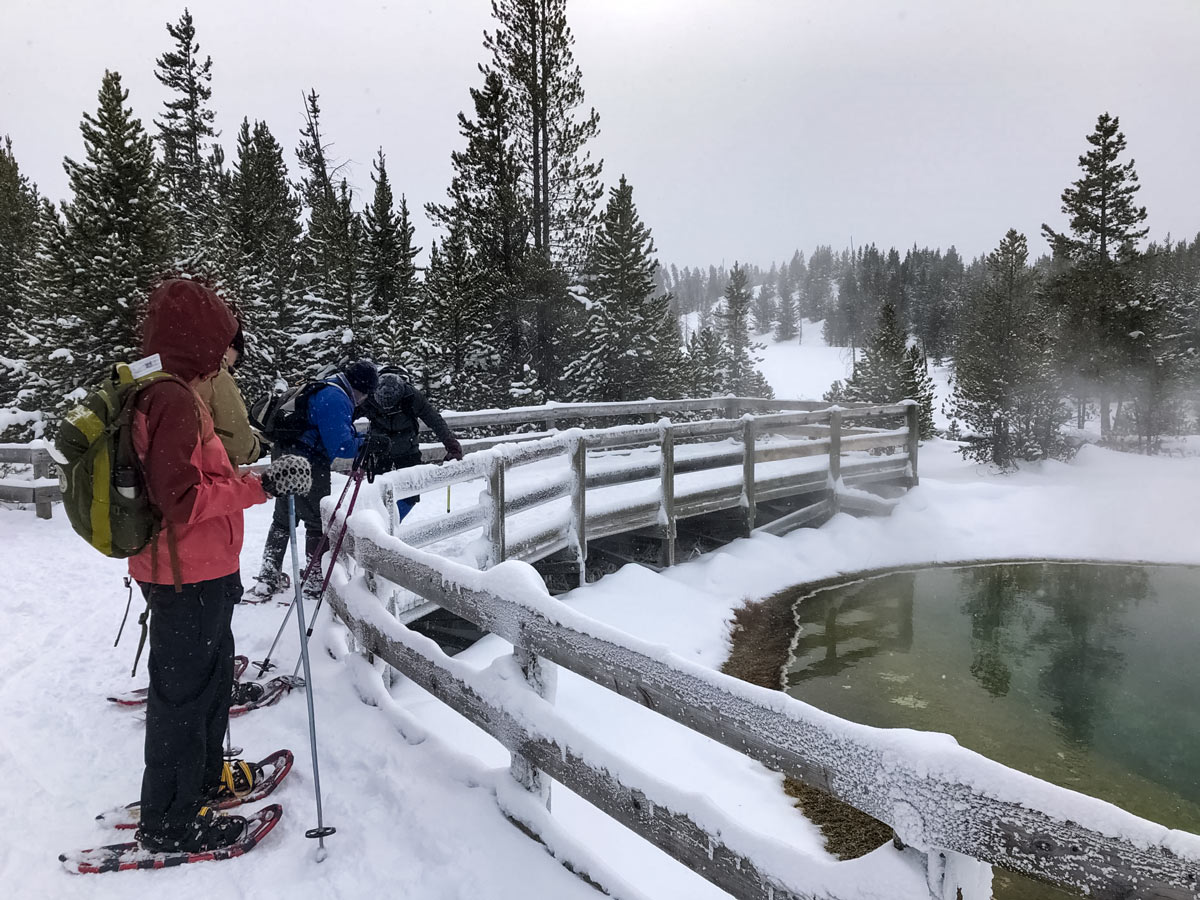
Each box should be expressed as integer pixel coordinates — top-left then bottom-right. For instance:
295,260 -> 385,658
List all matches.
1,4 -> 1197,468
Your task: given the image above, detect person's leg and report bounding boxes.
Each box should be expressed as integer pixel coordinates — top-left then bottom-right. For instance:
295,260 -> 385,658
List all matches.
256,496 -> 291,589
139,577 -> 233,838
395,496 -> 417,523
202,573 -> 240,792
298,461 -> 332,598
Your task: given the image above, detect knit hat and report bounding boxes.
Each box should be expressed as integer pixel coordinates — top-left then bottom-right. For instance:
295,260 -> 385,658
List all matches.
344,360 -> 379,395
374,372 -> 404,411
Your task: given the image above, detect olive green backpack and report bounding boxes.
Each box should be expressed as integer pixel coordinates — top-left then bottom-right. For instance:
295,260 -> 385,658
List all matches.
53,358 -> 186,564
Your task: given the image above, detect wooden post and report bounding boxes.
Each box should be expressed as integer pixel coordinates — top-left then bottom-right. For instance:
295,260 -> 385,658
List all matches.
510,646 -> 553,808
659,423 -> 676,567
741,417 -> 756,536
906,403 -> 920,487
32,451 -> 53,520
828,410 -> 842,515
485,458 -> 506,568
571,438 -> 587,587
724,398 -> 739,421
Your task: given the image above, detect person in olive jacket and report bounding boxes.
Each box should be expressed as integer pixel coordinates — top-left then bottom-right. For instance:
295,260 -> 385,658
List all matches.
361,371 -> 463,523
194,325 -> 262,467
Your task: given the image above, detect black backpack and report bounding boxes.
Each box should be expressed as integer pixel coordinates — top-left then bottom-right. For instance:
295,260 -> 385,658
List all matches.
250,382 -> 322,450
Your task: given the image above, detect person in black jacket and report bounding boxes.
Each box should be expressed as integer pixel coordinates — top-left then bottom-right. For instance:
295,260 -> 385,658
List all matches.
361,371 -> 463,523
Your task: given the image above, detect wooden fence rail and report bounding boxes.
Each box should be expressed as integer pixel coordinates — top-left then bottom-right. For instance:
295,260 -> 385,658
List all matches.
0,444 -> 57,518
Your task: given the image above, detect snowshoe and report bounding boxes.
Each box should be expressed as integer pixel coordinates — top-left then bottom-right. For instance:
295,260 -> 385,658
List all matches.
62,804 -> 281,874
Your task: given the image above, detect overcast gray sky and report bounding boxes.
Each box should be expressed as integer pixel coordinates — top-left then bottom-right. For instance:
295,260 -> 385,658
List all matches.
3,0 -> 1199,269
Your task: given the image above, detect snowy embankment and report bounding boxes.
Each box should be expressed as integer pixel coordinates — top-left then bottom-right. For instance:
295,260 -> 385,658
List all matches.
5,330 -> 1200,898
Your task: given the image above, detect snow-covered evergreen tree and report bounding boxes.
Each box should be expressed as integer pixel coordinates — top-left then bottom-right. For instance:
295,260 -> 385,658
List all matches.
154,9 -> 222,275
363,150 -> 421,367
419,230 -> 496,409
952,230 -> 1069,466
900,343 -> 936,439
483,0 -> 602,391
0,136 -> 41,406
428,69 -> 536,403
840,299 -> 906,404
562,176 -> 683,400
294,92 -> 369,372
30,71 -> 171,417
717,263 -> 773,397
751,279 -> 775,334
687,326 -> 725,397
225,118 -> 301,398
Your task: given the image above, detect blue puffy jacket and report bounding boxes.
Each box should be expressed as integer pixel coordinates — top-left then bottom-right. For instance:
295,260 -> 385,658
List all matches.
294,375 -> 365,462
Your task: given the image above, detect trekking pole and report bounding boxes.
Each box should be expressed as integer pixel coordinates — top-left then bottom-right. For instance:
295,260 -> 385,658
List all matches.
446,484 -> 451,513
255,466 -> 360,677
286,492 -> 336,859
292,468 -> 366,678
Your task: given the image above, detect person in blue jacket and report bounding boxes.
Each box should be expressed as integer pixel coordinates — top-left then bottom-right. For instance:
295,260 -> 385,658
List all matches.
252,360 -> 378,599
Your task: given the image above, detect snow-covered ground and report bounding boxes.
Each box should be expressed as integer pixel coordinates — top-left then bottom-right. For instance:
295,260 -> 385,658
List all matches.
5,336 -> 1200,898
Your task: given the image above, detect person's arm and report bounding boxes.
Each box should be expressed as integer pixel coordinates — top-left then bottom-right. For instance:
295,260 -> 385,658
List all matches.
137,383 -> 267,525
309,384 -> 365,460
209,366 -> 262,465
411,389 -> 462,460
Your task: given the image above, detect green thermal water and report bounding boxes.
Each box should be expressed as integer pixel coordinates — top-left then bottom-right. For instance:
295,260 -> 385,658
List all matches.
781,562 -> 1200,900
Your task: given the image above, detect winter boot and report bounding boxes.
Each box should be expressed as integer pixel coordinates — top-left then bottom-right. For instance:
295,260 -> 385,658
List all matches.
247,569 -> 289,601
137,805 -> 246,853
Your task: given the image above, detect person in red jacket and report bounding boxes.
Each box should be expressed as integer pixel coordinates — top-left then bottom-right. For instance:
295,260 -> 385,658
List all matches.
130,279 -> 309,853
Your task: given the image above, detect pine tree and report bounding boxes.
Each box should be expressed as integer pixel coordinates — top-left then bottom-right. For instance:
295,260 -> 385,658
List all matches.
1041,113 -> 1149,262
1042,113 -> 1151,439
952,230 -> 1069,466
717,263 -> 773,397
0,136 -> 41,405
687,326 -> 725,397
33,71 -> 171,416
839,299 -> 906,404
774,282 -> 799,342
562,176 -> 682,400
482,0 -> 603,391
362,150 -> 421,366
294,92 -> 368,372
751,279 -> 775,334
420,230 -> 496,408
154,8 -> 221,274
225,118 -> 302,398
900,343 -> 936,439
428,70 -> 534,401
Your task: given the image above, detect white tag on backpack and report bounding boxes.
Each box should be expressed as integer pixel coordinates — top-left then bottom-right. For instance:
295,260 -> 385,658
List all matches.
129,354 -> 163,379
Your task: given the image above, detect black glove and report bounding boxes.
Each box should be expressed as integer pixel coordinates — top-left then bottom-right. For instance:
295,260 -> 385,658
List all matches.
443,436 -> 464,462
261,454 -> 313,496
359,433 -> 390,480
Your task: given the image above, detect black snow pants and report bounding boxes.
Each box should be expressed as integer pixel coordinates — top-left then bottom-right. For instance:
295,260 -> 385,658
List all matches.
260,456 -> 331,586
138,572 -> 240,836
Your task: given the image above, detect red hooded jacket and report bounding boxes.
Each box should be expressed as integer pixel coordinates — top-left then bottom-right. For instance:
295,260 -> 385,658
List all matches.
127,280 -> 268,585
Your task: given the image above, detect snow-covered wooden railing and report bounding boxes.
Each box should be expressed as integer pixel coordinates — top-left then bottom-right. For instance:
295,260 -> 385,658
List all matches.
0,443 -> 57,518
324,512 -> 1200,900
379,403 -> 918,591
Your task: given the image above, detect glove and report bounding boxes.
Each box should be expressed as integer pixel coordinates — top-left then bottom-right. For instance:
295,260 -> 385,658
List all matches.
359,433 -> 390,480
261,454 -> 313,496
443,436 -> 464,462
